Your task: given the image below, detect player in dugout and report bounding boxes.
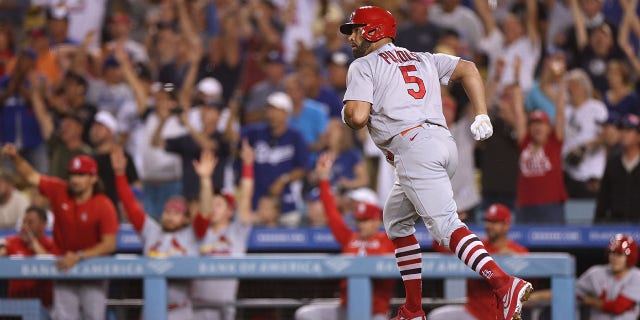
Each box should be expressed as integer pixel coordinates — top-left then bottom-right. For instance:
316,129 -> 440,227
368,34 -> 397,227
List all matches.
295,152 -> 395,320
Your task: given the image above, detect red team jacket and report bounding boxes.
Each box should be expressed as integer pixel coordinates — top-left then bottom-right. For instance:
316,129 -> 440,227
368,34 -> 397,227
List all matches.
4,235 -> 59,306
318,180 -> 396,316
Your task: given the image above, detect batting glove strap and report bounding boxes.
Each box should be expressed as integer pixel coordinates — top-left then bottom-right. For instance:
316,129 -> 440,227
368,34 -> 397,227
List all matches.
470,114 -> 493,141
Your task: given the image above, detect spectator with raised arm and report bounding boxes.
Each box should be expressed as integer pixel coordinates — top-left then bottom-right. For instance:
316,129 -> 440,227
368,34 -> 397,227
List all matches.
295,153 -> 395,320
191,145 -> 253,320
0,50 -> 47,172
474,0 -> 541,94
513,78 -> 568,224
1,143 -> 118,320
30,77 -> 93,179
112,146 -> 205,320
0,206 -> 58,308
562,69 -> 609,198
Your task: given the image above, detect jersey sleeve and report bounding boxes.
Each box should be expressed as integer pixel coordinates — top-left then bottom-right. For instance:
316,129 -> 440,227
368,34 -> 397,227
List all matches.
115,174 -> 147,232
318,179 -> 353,247
431,53 -> 461,86
575,266 -> 598,298
343,59 -> 373,104
38,176 -> 68,203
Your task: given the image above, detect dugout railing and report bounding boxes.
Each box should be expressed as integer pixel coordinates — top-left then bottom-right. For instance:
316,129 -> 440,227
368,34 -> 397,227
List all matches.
0,253 -> 575,320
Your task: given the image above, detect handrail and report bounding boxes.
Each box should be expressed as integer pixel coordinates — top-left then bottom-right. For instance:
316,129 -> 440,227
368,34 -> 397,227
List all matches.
0,253 -> 575,320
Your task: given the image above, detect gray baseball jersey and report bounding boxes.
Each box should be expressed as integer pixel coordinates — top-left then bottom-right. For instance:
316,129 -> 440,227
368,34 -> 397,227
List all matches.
343,42 -> 459,149
343,42 -> 465,245
191,219 -> 252,320
576,265 -> 640,319
142,218 -> 199,317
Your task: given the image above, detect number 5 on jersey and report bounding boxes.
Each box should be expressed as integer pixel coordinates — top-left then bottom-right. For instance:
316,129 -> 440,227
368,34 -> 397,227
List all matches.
399,65 -> 426,99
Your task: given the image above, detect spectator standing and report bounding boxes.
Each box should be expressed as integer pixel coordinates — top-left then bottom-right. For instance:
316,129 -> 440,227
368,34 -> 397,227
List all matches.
0,206 -> 58,308
284,72 -> 329,165
562,69 -> 608,198
191,147 -> 253,320
1,144 -> 118,320
46,6 -> 76,47
595,114 -> 640,223
316,120 -> 369,191
325,52 -> 351,99
525,52 -> 567,124
30,82 -> 92,179
474,0 -> 541,94
49,71 -> 97,143
90,110 -> 139,219
154,80 -> 231,214
295,153 -> 395,320
395,0 -> 442,53
298,64 -> 343,119
513,81 -> 568,224
0,170 -> 29,229
240,92 -> 308,226
112,147 -> 203,320
86,55 -> 134,117
428,0 -> 485,59
428,203 -> 529,320
107,13 -> 148,63
25,27 -> 62,85
601,60 -> 640,118
0,50 -> 46,172
242,51 -> 287,125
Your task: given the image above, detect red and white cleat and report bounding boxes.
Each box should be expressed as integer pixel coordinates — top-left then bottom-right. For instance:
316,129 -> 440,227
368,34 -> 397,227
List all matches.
391,305 -> 426,320
499,277 -> 534,320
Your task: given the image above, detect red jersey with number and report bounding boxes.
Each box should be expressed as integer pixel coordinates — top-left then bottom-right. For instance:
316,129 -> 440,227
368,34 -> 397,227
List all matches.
516,133 -> 568,207
4,235 -> 59,306
319,180 -> 395,316
38,176 -> 119,253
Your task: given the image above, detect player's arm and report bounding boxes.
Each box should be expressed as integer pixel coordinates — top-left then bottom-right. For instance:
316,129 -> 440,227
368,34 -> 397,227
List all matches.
237,139 -> 255,225
342,100 -> 371,130
1,143 -> 41,187
449,59 -> 493,141
316,153 -> 352,246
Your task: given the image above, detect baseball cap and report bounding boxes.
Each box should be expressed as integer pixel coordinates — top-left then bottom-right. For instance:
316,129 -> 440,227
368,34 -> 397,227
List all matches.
68,155 -> 98,175
484,203 -> 512,224
346,187 -> 379,206
528,110 -> 551,124
618,114 -> 640,131
163,196 -> 188,215
47,5 -> 69,20
151,82 -> 178,100
94,110 -> 119,133
103,55 -> 120,69
266,92 -> 293,114
353,202 -> 382,220
197,77 -> 222,105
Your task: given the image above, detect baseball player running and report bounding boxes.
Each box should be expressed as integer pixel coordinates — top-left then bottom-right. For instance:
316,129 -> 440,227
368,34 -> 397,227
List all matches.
339,6 -> 533,320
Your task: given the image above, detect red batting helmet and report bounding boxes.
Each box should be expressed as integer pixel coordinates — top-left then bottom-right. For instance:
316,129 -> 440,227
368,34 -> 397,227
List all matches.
340,6 -> 396,42
608,234 -> 638,267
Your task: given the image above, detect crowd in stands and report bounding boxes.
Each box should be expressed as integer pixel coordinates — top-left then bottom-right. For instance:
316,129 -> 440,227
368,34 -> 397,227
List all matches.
0,0 -> 639,318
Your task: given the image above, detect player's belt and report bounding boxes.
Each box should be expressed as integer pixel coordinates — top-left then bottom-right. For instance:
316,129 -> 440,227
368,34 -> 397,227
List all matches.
400,124 -> 424,136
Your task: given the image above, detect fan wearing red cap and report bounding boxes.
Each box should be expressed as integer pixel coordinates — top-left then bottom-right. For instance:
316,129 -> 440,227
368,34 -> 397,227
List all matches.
429,203 -> 529,320
111,147 -> 212,319
294,153 -> 395,320
1,143 -> 118,320
513,83 -> 568,224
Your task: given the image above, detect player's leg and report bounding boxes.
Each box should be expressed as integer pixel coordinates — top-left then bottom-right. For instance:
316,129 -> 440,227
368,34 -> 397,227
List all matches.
294,301 -> 341,320
427,305 -> 477,320
384,181 -> 425,319
395,126 -> 532,320
78,280 -> 108,320
50,280 -> 81,320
